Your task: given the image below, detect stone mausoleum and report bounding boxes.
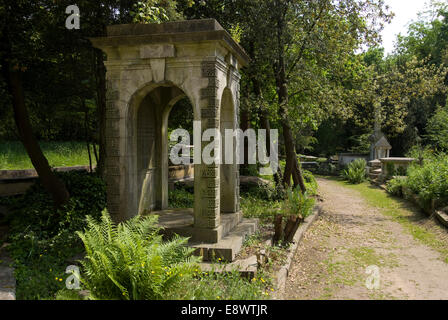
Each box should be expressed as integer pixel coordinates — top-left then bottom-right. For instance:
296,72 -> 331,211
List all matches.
90,19 -> 257,261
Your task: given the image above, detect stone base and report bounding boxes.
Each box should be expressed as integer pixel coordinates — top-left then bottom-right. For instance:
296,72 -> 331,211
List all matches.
191,219 -> 258,262
152,209 -> 258,262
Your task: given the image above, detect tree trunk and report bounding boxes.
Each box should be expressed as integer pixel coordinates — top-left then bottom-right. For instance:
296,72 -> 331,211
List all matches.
273,1 -> 306,194
94,48 -> 107,177
275,62 -> 306,193
257,86 -> 283,186
273,214 -> 284,245
83,100 -> 93,173
240,108 -> 250,171
283,214 -> 304,244
3,64 -> 70,207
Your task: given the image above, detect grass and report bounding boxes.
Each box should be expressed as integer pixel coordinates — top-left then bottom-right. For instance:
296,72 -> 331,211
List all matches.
0,141 -> 96,170
328,177 -> 448,263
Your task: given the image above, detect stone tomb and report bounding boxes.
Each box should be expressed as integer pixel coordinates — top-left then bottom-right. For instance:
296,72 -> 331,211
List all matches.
90,19 -> 257,261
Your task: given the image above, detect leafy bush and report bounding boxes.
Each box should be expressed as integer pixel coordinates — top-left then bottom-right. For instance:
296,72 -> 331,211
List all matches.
241,180 -> 286,202
4,171 -> 106,299
240,196 -> 281,225
386,162 -> 396,177
386,177 -> 408,197
426,102 -> 448,152
303,170 -> 318,195
8,171 -> 106,237
341,159 -> 367,184
169,185 -> 194,208
406,154 -> 448,208
396,166 -> 407,176
283,187 -> 315,219
76,211 -> 200,300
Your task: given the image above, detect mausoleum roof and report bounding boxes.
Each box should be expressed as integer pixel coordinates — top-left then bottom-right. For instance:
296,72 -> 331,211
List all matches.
374,136 -> 392,149
90,19 -> 250,67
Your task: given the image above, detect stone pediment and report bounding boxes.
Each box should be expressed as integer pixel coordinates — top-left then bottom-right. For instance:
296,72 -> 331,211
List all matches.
374,136 -> 392,149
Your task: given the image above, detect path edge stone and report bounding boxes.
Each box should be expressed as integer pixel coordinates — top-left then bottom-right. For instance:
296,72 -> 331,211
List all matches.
273,204 -> 322,299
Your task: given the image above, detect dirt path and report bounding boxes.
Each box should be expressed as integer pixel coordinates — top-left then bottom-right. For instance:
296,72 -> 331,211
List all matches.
284,178 -> 448,300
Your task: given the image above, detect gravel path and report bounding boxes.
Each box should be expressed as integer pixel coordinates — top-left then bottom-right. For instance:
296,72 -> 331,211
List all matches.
284,178 -> 448,300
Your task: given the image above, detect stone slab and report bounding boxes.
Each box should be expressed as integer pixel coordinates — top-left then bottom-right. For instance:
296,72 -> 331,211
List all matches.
435,210 -> 448,228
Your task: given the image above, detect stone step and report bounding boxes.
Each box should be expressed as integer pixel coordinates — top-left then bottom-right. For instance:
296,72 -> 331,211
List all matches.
368,159 -> 381,168
158,210 -> 243,242
435,210 -> 448,228
369,174 -> 380,180
192,218 -> 258,262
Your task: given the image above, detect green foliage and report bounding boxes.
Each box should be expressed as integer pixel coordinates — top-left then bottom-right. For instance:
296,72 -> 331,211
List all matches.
341,159 -> 367,184
242,181 -> 286,202
283,187 -> 315,219
229,23 -> 243,43
169,185 -> 194,208
302,170 -> 318,196
176,270 -> 271,300
4,171 -> 106,299
386,162 -> 396,177
8,171 -> 105,237
386,177 -> 408,197
77,211 -> 200,300
348,134 -> 371,154
406,154 -> 448,207
0,141 -> 96,170
240,164 -> 260,177
240,195 -> 281,225
426,102 -> 448,152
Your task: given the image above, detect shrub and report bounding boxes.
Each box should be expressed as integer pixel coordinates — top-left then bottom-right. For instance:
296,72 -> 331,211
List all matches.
4,171 -> 106,299
302,170 -> 318,195
169,186 -> 194,208
283,187 -> 315,219
386,177 -> 408,197
396,166 -> 407,176
77,211 -> 200,300
8,171 -> 106,237
386,162 -> 396,177
406,155 -> 448,208
426,102 -> 448,152
241,181 -> 286,202
341,159 -> 367,184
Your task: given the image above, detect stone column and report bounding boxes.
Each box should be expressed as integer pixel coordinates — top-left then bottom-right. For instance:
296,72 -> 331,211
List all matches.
104,75 -> 129,222
193,60 -> 221,242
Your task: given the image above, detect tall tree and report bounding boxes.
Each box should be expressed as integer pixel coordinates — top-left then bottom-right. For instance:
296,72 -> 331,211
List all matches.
0,1 -> 70,207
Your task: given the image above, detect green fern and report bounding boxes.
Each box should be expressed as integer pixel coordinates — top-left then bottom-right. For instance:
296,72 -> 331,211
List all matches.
76,210 -> 200,300
341,159 -> 367,184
